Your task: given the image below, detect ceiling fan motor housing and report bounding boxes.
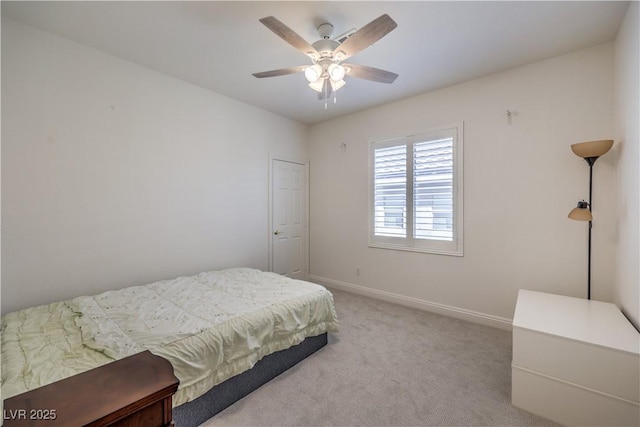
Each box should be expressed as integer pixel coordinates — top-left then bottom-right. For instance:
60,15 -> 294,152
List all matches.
312,38 -> 340,58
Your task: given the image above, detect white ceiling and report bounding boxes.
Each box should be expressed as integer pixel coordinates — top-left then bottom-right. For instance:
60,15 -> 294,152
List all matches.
2,1 -> 629,125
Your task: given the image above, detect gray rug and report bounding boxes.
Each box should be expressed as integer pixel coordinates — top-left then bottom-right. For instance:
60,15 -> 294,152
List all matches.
200,289 -> 558,426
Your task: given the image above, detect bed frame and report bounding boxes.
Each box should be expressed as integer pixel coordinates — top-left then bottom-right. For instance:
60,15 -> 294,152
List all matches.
172,333 -> 328,426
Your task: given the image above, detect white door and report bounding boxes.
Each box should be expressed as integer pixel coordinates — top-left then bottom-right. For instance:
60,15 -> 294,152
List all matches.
271,159 -> 307,279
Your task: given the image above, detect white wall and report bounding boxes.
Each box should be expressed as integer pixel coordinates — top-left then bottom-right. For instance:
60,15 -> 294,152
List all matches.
308,44 -> 616,326
1,18 -> 308,314
613,2 -> 639,331
0,11 -> 3,422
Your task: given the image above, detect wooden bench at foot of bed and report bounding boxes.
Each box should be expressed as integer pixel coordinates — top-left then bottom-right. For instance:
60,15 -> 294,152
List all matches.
3,351 -> 179,427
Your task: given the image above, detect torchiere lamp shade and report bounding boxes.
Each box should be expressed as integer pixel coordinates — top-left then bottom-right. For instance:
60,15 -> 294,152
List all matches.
571,139 -> 614,159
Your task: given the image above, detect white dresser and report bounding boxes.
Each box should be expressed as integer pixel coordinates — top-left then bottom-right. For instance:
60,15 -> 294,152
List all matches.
512,290 -> 640,426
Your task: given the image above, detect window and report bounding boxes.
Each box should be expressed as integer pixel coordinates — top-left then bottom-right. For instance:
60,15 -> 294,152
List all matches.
369,123 -> 463,256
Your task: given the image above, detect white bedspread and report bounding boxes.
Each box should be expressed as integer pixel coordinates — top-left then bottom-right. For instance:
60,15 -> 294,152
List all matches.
1,268 -> 339,406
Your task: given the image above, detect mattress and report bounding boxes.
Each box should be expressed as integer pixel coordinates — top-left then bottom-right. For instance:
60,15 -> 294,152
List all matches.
1,268 -> 339,406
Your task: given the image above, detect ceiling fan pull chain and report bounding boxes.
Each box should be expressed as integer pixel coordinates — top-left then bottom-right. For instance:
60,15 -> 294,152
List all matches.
324,80 -> 329,109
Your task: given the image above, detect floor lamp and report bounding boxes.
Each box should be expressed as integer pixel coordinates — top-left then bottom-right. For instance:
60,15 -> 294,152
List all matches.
567,139 -> 613,300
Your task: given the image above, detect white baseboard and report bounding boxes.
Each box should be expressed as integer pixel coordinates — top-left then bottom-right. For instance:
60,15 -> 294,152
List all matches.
307,275 -> 513,331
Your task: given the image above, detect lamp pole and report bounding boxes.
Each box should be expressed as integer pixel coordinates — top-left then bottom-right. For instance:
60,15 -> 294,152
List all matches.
585,157 -> 596,300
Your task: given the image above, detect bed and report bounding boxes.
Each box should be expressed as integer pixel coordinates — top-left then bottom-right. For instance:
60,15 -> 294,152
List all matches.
1,268 -> 339,426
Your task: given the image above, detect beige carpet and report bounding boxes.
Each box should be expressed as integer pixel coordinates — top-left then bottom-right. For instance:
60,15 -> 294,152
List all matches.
200,288 -> 558,426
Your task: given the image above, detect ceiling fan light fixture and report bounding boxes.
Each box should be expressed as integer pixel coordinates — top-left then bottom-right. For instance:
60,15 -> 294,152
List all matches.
304,64 -> 323,83
330,79 -> 346,91
308,79 -> 324,92
328,63 -> 346,82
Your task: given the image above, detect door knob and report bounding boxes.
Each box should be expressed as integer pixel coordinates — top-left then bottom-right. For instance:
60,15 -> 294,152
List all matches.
274,230 -> 281,235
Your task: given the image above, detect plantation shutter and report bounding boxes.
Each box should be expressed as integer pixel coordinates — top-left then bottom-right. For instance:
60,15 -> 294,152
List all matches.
413,136 -> 454,242
369,123 -> 462,256
373,143 -> 407,238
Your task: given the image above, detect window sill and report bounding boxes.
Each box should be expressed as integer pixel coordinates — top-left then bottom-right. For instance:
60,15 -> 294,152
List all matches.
368,242 -> 463,257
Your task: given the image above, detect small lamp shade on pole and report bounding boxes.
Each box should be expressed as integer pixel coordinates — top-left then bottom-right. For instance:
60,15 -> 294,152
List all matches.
568,200 -> 592,221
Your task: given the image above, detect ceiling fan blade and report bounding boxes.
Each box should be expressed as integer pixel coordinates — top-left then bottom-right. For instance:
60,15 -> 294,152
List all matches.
343,63 -> 398,84
259,16 -> 320,60
252,65 -> 307,78
333,14 -> 397,61
318,79 -> 333,100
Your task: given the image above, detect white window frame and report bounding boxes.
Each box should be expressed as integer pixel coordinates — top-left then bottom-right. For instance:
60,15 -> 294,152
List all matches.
368,122 -> 463,256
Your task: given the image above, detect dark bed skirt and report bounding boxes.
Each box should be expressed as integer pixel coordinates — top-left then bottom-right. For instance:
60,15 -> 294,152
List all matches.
172,332 -> 328,427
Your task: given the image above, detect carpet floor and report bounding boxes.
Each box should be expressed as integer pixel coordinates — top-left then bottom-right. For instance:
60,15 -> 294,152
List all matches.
200,288 -> 558,426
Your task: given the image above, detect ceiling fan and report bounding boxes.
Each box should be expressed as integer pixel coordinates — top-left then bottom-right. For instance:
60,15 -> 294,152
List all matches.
252,14 -> 398,100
